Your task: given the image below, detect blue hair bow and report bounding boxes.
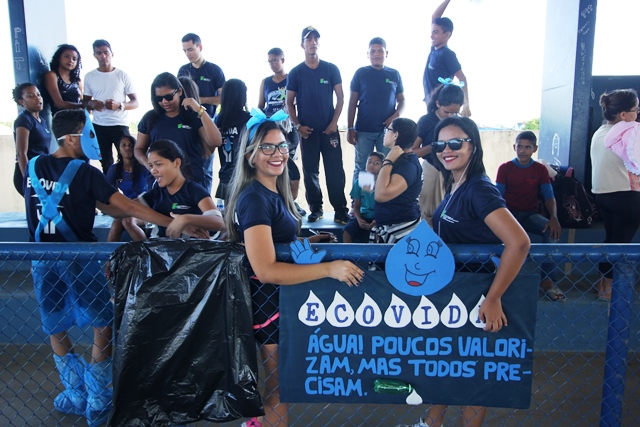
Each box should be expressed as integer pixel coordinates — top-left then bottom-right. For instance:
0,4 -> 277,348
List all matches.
438,77 -> 465,88
246,108 -> 289,140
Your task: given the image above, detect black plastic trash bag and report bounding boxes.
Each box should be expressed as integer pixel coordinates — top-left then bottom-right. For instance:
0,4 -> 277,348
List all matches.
108,239 -> 263,426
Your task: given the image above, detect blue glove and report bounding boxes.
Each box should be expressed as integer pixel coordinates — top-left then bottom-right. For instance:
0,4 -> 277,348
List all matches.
290,238 -> 327,264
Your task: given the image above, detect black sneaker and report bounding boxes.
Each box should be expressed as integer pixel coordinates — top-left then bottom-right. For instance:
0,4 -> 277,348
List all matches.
308,210 -> 323,222
295,202 -> 307,217
334,211 -> 349,225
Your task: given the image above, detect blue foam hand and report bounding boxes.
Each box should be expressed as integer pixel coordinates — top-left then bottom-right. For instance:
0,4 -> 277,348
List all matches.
491,256 -> 501,269
290,238 -> 327,265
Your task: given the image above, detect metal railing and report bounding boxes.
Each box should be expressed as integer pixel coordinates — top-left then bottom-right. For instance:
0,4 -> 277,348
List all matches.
1,242 -> 638,426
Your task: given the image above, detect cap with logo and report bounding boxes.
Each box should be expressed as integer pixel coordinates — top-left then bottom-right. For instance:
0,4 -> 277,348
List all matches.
301,26 -> 320,41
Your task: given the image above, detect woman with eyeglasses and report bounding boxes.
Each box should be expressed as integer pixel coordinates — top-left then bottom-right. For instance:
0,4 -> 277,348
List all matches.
43,44 -> 83,116
412,83 -> 464,227
225,117 -> 363,427
214,79 -> 251,202
421,116 -> 529,427
134,72 -> 222,192
372,117 -> 422,243
12,83 -> 51,196
590,88 -> 640,301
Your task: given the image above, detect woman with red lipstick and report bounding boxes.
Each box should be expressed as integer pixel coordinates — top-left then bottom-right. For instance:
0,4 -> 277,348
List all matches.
225,118 -> 363,427
43,44 -> 83,116
12,83 -> 51,196
134,72 -> 222,192
405,116 -> 529,427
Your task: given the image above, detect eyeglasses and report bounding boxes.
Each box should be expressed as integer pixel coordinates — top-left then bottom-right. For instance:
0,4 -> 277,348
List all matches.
629,107 -> 640,114
431,138 -> 472,153
384,126 -> 396,134
258,143 -> 289,155
267,58 -> 282,64
153,88 -> 179,104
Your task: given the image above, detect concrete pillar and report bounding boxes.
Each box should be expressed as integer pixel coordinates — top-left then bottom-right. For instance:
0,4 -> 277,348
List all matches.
8,0 -> 67,134
538,0 -> 597,183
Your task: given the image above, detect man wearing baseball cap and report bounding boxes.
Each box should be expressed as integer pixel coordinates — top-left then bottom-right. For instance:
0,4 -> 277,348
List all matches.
286,26 -> 349,225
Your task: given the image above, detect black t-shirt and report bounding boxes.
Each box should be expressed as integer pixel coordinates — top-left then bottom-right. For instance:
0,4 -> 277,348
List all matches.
13,111 -> 51,160
417,111 -> 441,163
433,174 -> 506,244
235,180 -> 298,244
24,155 -> 116,242
138,110 -> 207,188
423,46 -> 461,103
214,111 -> 251,184
287,60 -> 342,130
141,180 -> 210,237
177,61 -> 226,117
374,153 -> 422,225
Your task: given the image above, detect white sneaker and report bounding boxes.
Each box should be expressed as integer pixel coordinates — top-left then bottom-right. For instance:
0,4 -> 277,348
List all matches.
395,419 -> 430,427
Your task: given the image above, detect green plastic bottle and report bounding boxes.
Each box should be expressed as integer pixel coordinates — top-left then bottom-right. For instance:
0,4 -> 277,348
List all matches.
373,379 -> 413,395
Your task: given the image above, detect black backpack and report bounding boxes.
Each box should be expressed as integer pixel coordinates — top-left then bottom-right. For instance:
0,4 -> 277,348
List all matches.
550,167 -> 599,228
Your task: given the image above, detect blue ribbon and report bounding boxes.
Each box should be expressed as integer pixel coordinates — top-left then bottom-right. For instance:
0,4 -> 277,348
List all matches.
437,77 -> 465,88
246,108 -> 289,140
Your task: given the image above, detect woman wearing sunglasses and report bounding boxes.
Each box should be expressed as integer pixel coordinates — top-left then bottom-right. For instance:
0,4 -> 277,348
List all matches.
421,116 -> 529,427
134,72 -> 222,192
225,117 -> 363,427
372,117 -> 422,243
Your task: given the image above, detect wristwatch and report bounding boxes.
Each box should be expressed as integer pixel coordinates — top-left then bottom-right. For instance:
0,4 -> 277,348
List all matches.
119,102 -> 125,111
294,124 -> 301,131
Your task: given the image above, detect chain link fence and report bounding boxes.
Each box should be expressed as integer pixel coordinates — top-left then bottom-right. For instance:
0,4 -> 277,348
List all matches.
1,242 -> 638,426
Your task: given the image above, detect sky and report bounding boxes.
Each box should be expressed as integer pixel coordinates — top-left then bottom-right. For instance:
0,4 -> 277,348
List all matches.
1,0 -> 639,130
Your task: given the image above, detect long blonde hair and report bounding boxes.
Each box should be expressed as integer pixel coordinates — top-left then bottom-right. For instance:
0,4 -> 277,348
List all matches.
224,121 -> 301,242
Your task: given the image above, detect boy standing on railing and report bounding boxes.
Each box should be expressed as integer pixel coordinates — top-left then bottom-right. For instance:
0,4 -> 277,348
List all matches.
424,0 -> 471,116
23,109 -> 191,426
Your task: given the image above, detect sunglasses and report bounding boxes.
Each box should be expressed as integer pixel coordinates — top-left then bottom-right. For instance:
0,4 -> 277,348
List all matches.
154,88 -> 179,104
432,138 -> 472,153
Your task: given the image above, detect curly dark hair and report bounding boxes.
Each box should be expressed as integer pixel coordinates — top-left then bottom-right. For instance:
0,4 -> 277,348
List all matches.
12,82 -> 36,104
49,44 -> 82,83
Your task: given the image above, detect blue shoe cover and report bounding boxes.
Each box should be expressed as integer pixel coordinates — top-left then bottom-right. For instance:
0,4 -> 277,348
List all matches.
53,353 -> 87,416
84,359 -> 113,426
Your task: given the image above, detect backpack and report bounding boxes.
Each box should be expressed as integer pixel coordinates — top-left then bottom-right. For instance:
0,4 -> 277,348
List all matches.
550,167 -> 599,228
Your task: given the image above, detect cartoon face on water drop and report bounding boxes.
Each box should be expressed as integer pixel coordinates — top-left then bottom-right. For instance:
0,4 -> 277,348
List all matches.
385,221 -> 455,296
